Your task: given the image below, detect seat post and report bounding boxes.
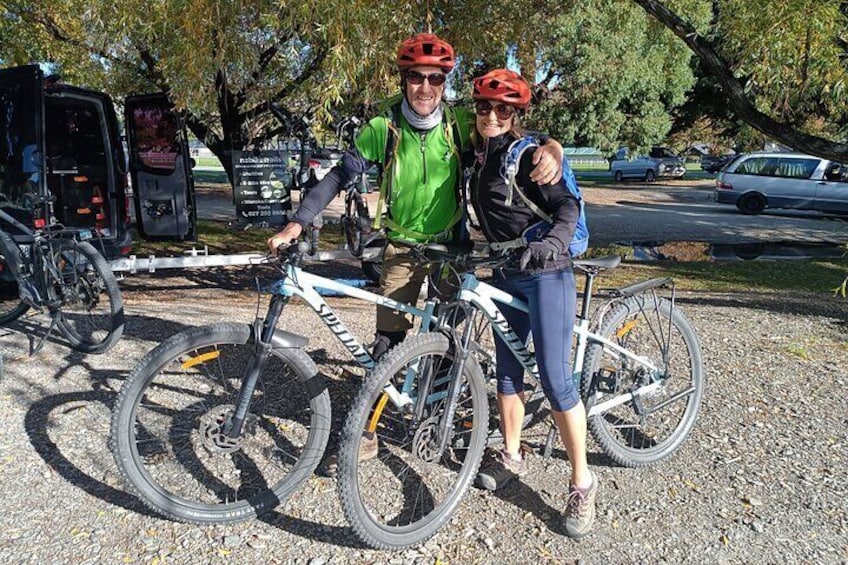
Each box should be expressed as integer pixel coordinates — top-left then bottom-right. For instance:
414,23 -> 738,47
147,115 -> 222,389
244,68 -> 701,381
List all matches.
580,269 -> 597,321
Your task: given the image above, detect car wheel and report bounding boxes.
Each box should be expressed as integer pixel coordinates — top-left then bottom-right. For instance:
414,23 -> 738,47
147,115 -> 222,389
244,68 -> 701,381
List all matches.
736,192 -> 766,215
645,170 -> 656,182
614,170 -> 624,182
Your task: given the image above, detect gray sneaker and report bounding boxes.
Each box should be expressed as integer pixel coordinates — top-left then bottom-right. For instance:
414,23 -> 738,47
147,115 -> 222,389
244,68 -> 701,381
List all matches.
475,448 -> 528,491
564,472 -> 598,539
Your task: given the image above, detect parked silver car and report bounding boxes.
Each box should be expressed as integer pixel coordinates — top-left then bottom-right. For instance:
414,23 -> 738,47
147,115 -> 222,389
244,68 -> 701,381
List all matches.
714,152 -> 848,215
610,147 -> 686,182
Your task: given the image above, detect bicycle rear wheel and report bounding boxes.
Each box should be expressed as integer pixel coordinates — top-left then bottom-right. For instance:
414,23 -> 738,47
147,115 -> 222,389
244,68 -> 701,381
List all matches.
52,239 -> 124,353
580,295 -> 703,467
110,323 -> 331,524
337,332 -> 488,550
0,256 -> 28,324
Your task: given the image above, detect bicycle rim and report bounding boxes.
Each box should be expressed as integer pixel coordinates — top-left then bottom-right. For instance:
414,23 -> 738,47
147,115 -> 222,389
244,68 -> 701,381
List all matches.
338,333 -> 488,550
53,240 -> 123,353
113,324 -> 330,523
581,295 -> 704,467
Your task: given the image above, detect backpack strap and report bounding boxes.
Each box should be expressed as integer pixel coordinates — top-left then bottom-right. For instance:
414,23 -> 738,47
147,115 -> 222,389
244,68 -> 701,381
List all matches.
372,105 -> 401,230
503,137 -> 554,223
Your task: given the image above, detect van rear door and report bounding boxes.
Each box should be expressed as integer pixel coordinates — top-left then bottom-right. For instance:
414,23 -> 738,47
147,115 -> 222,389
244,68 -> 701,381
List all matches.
0,65 -> 48,233
124,94 -> 196,240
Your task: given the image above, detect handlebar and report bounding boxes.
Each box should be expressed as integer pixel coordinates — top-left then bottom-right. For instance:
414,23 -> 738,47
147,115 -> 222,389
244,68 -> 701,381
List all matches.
273,239 -> 312,267
392,240 -> 512,272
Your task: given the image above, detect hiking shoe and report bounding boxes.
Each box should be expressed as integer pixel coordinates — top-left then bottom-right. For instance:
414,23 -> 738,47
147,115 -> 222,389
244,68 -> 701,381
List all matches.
563,472 -> 599,539
324,433 -> 379,476
475,448 -> 528,491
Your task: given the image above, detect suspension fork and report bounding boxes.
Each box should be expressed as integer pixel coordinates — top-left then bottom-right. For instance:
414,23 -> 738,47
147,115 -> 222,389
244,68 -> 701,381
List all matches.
225,293 -> 289,438
435,309 -> 476,456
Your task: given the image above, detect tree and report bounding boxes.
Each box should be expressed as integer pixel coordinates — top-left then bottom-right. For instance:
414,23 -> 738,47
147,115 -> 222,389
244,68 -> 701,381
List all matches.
631,0 -> 848,162
0,0 -> 546,185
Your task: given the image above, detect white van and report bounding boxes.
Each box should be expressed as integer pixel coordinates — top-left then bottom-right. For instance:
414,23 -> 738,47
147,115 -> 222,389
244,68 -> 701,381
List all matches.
714,152 -> 848,215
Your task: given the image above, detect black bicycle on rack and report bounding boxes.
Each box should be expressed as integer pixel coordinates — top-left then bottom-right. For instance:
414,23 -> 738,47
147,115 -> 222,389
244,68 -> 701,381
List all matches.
268,104 -> 384,282
0,196 -> 124,354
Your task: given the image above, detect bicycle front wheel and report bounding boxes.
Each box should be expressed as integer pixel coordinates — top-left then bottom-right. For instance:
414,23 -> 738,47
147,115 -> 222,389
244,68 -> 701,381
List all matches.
0,254 -> 28,325
110,323 -> 331,524
338,332 -> 488,550
52,239 -> 124,353
580,295 -> 704,467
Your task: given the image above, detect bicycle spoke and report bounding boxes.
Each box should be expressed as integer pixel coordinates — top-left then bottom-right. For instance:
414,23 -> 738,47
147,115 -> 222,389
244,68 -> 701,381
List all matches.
582,295 -> 703,467
339,333 -> 487,549
130,343 -> 314,507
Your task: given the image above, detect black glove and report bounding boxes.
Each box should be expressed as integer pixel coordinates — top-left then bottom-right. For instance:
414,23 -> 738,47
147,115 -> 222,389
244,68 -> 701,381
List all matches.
519,240 -> 560,272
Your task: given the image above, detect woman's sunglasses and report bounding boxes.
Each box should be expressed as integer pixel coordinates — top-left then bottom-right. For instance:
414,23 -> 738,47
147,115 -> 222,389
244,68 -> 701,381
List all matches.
474,100 -> 516,120
404,70 -> 447,87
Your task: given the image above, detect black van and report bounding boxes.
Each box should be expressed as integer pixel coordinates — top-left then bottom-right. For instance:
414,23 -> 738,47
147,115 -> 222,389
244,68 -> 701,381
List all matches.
0,65 -> 196,257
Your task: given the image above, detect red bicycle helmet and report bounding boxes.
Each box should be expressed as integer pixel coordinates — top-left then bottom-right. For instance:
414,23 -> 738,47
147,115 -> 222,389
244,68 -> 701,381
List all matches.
472,69 -> 531,110
396,33 -> 456,72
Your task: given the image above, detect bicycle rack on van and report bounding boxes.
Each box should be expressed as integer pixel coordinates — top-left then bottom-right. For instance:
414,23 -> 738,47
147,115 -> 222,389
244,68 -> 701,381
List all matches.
108,245 -> 381,274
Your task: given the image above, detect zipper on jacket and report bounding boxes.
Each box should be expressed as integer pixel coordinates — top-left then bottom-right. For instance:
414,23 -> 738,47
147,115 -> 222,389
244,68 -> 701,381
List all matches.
420,132 -> 428,184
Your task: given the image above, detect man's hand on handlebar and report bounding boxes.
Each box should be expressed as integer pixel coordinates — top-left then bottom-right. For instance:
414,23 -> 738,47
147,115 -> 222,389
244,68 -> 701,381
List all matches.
267,222 -> 303,252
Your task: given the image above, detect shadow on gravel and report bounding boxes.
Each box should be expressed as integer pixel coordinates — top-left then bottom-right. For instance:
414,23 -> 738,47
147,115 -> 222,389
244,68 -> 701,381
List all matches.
23,388 -> 162,520
2,311 -> 197,360
676,292 -> 848,322
258,511 -> 368,549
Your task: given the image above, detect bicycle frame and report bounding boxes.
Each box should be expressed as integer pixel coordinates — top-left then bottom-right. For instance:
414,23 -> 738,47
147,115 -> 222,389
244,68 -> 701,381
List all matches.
378,269 -> 666,419
0,207 -> 54,306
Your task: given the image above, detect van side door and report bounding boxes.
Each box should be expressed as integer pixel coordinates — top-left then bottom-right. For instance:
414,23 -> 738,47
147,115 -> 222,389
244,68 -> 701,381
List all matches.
761,157 -> 820,210
124,94 -> 196,240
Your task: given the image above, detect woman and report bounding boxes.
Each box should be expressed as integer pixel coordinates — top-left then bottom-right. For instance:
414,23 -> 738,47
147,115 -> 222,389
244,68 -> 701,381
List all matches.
469,69 -> 597,539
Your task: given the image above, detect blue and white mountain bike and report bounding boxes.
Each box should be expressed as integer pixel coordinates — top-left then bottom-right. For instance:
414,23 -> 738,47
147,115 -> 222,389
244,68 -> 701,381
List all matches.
336,252 -> 704,550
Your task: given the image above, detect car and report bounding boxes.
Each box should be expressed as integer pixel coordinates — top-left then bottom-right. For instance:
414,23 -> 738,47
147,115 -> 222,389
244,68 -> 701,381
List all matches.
610,146 -> 686,182
700,153 -> 736,173
714,151 -> 848,215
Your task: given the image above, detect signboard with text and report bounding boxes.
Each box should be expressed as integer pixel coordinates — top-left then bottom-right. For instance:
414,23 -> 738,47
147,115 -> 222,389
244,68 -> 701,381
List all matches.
232,150 -> 292,226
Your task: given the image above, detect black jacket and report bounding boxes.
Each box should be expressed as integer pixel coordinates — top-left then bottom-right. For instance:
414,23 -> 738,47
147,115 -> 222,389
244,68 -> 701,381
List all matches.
469,133 -> 580,274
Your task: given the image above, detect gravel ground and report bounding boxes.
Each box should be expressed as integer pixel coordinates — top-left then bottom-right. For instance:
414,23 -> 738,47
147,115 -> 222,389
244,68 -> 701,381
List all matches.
0,266 -> 847,564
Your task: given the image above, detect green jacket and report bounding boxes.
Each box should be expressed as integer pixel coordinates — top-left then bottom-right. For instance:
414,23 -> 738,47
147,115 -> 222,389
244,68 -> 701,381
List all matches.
355,102 -> 474,242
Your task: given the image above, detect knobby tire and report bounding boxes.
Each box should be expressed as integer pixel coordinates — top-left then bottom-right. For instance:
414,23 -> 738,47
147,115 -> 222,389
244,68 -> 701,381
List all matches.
110,323 -> 331,524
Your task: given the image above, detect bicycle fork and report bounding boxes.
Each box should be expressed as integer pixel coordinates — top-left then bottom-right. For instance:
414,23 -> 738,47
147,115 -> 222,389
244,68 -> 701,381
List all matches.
433,323 -> 476,458
225,294 -> 289,439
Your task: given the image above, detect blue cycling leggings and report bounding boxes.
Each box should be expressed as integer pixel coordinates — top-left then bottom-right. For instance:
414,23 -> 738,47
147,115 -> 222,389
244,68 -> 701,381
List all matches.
492,268 -> 579,412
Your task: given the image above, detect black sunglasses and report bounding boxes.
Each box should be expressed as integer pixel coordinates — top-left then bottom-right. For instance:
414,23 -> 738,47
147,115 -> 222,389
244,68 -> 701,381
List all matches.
404,70 -> 447,87
474,100 -> 516,120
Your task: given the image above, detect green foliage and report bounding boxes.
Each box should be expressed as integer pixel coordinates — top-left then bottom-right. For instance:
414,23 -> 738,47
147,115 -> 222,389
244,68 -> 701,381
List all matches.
654,0 -> 848,152
526,0 -> 706,153
714,0 -> 848,130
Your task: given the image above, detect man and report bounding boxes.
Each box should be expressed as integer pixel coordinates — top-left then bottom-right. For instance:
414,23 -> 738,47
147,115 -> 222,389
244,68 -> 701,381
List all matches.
268,33 -> 564,361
